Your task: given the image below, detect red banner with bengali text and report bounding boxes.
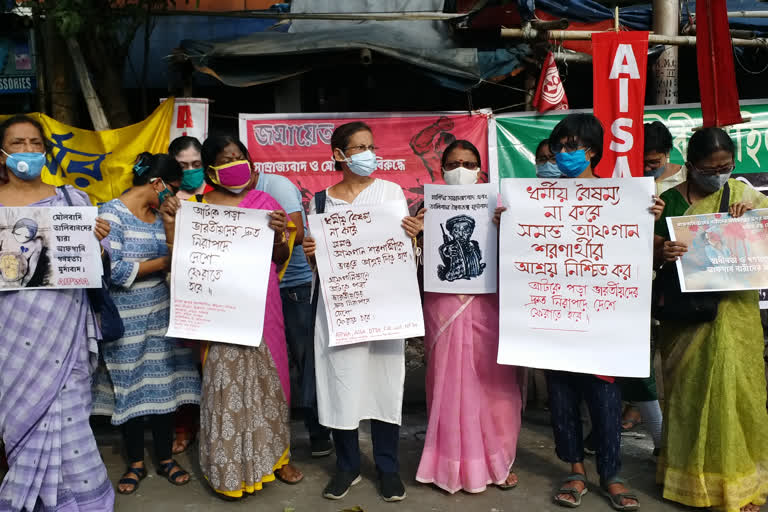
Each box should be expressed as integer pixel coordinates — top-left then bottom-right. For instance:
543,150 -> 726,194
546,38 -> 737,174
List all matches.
592,31 -> 649,178
239,112 -> 490,213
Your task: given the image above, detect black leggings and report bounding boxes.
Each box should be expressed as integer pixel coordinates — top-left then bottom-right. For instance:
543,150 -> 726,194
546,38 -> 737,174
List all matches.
122,413 -> 174,464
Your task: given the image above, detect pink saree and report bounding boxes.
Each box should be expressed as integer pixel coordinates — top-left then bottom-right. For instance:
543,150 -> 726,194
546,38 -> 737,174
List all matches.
238,190 -> 291,403
416,292 -> 524,494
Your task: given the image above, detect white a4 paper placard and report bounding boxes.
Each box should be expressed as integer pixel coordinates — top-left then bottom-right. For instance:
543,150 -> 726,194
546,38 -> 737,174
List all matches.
497,178 -> 654,377
308,201 -> 424,347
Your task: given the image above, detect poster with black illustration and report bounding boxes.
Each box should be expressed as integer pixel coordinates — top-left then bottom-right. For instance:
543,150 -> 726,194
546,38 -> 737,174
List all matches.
423,184 -> 497,294
0,206 -> 102,291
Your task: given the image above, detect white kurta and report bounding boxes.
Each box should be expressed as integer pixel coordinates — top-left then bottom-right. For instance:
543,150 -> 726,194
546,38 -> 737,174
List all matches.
310,179 -> 407,430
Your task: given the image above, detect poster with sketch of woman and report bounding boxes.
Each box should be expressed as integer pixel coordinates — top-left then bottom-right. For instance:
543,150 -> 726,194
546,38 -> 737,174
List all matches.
0,211 -> 51,288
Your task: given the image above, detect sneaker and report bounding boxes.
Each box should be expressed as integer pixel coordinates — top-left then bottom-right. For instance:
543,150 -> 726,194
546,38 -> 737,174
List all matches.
310,438 -> 334,458
322,471 -> 361,500
379,472 -> 406,502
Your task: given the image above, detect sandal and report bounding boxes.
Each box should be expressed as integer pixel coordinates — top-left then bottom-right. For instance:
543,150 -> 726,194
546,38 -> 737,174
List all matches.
275,464 -> 304,485
553,473 -> 588,508
497,471 -> 518,490
117,465 -> 147,495
158,459 -> 190,486
600,477 -> 639,511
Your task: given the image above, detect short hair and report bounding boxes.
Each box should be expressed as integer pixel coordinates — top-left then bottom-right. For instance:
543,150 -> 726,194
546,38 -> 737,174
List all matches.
549,113 -> 604,168
686,127 -> 735,166
644,121 -> 673,155
132,153 -> 183,186
0,115 -> 51,184
169,135 -> 202,157
201,135 -> 250,171
536,139 -> 550,157
441,140 -> 481,169
330,121 -> 372,171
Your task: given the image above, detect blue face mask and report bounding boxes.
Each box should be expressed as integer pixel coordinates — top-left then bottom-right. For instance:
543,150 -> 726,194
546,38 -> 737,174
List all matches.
2,150 -> 46,181
180,167 -> 205,191
555,149 -> 590,178
644,164 -> 665,179
536,161 -> 562,179
343,150 -> 378,177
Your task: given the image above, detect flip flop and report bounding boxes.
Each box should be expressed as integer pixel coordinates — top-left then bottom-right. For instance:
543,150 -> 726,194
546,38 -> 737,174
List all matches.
553,473 -> 588,508
497,472 -> 518,490
117,466 -> 147,495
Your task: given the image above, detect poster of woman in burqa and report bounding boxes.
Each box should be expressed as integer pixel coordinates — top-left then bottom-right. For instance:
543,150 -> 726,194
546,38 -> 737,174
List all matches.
437,214 -> 486,282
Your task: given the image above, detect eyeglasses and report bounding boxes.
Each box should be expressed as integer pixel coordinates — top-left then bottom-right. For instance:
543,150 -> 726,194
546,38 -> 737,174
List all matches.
444,160 -> 479,171
689,163 -> 734,176
549,141 -> 586,154
344,145 -> 377,153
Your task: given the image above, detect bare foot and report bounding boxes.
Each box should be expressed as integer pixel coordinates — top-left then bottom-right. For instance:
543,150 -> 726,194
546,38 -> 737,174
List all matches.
606,482 -> 638,508
275,463 -> 304,484
505,472 -> 518,487
118,462 -> 145,494
741,504 -> 761,512
172,430 -> 195,455
556,478 -> 586,505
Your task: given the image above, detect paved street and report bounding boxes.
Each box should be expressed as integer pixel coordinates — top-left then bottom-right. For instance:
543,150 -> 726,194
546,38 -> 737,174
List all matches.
102,407 -> 690,512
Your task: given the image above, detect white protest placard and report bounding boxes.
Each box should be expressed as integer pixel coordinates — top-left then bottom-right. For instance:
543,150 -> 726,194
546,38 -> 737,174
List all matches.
308,201 -> 424,347
0,206 -> 101,290
167,201 -> 272,346
423,183 -> 497,294
498,178 -> 655,377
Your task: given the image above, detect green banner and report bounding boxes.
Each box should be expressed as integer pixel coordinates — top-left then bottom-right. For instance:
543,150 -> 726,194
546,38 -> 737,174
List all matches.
495,100 -> 768,179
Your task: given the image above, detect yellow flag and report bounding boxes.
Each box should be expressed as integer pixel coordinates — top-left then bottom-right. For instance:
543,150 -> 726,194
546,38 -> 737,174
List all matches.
1,99 -> 174,204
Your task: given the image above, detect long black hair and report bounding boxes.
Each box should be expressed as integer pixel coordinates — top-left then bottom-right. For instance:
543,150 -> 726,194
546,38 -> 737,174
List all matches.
132,152 -> 183,186
686,127 -> 735,166
440,139 -> 482,168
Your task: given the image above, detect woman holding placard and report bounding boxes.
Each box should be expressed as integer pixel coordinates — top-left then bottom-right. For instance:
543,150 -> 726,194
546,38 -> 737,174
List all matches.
413,139 -> 524,494
303,121 -> 422,502
94,153 -> 201,495
655,128 -> 768,512
161,135 -> 304,500
0,115 -> 115,511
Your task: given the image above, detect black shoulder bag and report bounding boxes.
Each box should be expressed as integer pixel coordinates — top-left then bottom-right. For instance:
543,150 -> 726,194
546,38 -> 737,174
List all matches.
655,182 -> 730,323
310,190 -> 327,324
60,186 -> 125,342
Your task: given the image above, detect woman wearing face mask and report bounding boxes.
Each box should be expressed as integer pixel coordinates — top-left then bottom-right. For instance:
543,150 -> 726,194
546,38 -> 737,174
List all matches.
535,139 -> 562,178
92,152 -> 201,495
496,114 -> 653,511
166,135 -> 303,500
655,128 -> 768,512
414,140 -> 523,494
0,115 -> 115,511
303,121 -> 422,502
169,135 -> 206,200
643,121 -> 685,194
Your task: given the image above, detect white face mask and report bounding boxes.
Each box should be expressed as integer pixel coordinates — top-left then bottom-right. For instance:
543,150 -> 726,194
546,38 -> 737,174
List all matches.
443,167 -> 479,185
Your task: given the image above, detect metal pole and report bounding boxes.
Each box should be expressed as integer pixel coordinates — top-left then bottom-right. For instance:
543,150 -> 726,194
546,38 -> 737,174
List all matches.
498,28 -> 768,47
653,0 -> 679,105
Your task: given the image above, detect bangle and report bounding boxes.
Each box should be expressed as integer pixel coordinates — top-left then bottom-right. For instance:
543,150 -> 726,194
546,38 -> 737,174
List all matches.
166,242 -> 173,248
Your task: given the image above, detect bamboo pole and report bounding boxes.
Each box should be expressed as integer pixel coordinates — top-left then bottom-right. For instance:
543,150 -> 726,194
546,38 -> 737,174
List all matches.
500,28 -> 768,47
65,38 -> 110,131
153,10 -> 465,20
727,11 -> 768,18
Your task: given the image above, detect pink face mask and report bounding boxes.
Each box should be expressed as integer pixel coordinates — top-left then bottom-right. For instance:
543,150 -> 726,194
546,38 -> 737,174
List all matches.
208,160 -> 252,188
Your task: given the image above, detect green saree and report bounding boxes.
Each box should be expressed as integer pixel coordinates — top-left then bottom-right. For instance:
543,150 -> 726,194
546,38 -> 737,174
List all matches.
656,179 -> 768,511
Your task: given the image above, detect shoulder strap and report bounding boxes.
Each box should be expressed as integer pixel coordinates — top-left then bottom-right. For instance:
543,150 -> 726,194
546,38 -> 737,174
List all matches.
315,189 -> 327,215
718,181 -> 730,213
59,185 -> 74,206
310,189 -> 328,323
